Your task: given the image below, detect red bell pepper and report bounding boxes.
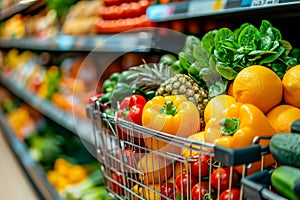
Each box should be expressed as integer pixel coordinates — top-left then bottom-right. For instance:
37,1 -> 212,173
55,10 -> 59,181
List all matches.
117,94 -> 147,125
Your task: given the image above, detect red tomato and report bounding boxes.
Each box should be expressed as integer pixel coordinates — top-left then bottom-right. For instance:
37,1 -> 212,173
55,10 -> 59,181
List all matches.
110,171 -> 124,195
191,181 -> 210,200
175,171 -> 198,197
161,182 -> 175,200
219,188 -> 241,200
211,167 -> 239,191
190,154 -> 210,177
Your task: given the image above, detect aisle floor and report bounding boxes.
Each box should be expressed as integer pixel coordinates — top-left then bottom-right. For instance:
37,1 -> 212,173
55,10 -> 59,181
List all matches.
0,131 -> 38,200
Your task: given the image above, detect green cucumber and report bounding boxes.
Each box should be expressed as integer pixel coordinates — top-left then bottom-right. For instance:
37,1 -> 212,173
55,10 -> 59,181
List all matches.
271,166 -> 300,200
291,119 -> 300,133
270,133 -> 300,167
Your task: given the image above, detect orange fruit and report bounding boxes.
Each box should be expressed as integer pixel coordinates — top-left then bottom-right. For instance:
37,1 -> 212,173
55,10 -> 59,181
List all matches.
204,94 -> 236,123
137,153 -> 172,184
282,65 -> 300,108
232,65 -> 283,113
266,104 -> 300,133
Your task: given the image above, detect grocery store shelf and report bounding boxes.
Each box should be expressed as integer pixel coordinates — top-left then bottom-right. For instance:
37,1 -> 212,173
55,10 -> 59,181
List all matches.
146,0 -> 300,21
0,32 -> 154,52
0,114 -> 61,200
0,0 -> 44,21
0,75 -> 95,145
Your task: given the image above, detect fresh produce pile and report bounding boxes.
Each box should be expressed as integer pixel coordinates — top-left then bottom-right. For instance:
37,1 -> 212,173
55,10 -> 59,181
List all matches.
1,49 -> 98,120
96,0 -> 155,33
97,20 -> 300,200
1,95 -> 114,200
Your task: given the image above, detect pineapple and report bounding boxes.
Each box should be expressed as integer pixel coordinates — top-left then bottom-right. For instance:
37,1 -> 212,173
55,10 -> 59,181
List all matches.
126,62 -> 174,92
156,74 -> 210,130
125,63 -> 210,130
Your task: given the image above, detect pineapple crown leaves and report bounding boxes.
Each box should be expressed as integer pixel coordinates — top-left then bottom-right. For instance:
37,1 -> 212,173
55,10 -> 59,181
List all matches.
125,62 -> 174,91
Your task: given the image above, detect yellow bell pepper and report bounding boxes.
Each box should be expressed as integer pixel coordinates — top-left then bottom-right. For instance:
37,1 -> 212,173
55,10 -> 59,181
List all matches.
205,102 -> 276,149
142,95 -> 200,151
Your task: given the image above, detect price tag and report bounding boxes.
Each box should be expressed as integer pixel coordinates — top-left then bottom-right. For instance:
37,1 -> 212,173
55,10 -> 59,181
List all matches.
188,1 -> 214,14
251,0 -> 279,7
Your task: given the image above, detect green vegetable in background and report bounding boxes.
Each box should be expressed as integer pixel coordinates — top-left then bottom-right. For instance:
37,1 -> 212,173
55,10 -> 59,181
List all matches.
64,169 -> 114,200
45,0 -> 80,20
26,128 -> 64,170
99,72 -> 121,104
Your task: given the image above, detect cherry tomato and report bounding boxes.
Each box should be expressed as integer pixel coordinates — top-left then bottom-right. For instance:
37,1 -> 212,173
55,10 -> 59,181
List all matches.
175,171 -> 198,197
190,154 -> 210,177
219,188 -> 241,200
191,181 -> 210,200
211,167 -> 239,191
161,182 -> 175,200
110,171 -> 124,195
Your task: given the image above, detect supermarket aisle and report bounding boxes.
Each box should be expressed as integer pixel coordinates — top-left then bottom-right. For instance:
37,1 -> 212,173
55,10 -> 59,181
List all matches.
0,132 -> 38,200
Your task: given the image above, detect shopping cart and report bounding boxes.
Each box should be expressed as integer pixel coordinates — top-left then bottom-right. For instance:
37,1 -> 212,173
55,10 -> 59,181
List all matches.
86,95 -> 278,200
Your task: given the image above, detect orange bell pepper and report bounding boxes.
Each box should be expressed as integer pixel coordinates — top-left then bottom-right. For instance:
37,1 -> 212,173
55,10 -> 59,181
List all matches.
204,97 -> 277,174
205,102 -> 276,149
142,95 -> 200,151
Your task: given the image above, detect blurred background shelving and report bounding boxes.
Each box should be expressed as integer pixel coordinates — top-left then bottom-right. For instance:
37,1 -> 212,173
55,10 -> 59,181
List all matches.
1,0 -> 300,199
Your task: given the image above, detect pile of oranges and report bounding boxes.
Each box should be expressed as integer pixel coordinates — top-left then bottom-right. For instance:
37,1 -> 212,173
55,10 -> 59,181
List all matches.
228,64 -> 300,133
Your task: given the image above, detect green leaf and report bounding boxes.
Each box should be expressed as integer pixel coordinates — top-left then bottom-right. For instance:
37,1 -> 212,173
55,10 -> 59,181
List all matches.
267,27 -> 282,41
291,48 -> 300,59
209,80 -> 229,97
188,67 -> 202,84
285,57 -> 298,68
232,65 -> 244,73
260,20 -> 273,36
215,28 -> 234,48
260,20 -> 282,40
270,40 -> 280,51
214,47 -> 232,63
170,60 -> 185,74
178,52 -> 194,70
234,22 -> 250,40
260,36 -> 273,50
248,50 -> 276,56
259,46 -> 285,64
199,68 -> 221,86
216,62 -> 239,80
238,24 -> 260,48
193,46 -> 210,67
271,63 -> 286,72
219,40 -> 240,52
182,35 -> 201,53
280,40 -> 293,56
208,55 -> 218,73
202,31 -> 216,55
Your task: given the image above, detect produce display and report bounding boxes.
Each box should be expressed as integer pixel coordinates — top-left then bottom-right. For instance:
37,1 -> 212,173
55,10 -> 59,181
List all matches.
61,0 -> 100,35
0,10 -> 59,39
96,0 -> 155,33
94,20 -> 300,200
0,49 -> 98,120
0,92 -> 114,200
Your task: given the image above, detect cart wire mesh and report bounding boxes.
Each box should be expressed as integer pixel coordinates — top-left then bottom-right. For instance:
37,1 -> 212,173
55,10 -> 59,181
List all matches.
87,97 -> 277,200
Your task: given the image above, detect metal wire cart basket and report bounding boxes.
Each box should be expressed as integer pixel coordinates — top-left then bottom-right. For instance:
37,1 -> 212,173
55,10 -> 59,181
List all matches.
86,95 -> 278,200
